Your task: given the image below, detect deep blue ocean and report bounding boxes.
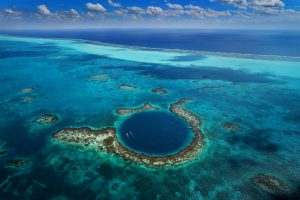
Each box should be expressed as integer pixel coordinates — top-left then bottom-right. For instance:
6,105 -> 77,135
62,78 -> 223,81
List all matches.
1,29 -> 300,57
0,30 -> 300,200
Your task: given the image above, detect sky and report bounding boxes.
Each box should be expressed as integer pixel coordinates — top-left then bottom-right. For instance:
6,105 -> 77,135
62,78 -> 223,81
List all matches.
0,0 -> 300,29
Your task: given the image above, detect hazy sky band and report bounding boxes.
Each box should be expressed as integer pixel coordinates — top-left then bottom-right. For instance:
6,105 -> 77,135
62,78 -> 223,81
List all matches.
1,0 -> 300,29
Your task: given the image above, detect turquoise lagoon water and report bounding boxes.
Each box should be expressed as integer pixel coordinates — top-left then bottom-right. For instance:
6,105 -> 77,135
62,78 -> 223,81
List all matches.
0,35 -> 300,199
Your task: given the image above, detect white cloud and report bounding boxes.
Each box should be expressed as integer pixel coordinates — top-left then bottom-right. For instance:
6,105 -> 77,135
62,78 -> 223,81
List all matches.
86,3 -> 106,12
110,9 -> 141,20
86,11 -> 95,17
108,0 -> 122,8
165,9 -> 187,17
126,4 -> 232,19
184,4 -> 202,11
57,9 -> 81,19
184,4 -> 231,18
146,6 -> 165,15
69,9 -> 81,18
252,0 -> 285,7
127,6 -> 145,14
2,9 -> 22,18
211,0 -> 285,8
210,0 -> 248,8
204,9 -> 231,17
35,5 -> 82,20
112,9 -> 128,17
166,3 -> 183,9
252,6 -> 293,15
38,4 -> 51,16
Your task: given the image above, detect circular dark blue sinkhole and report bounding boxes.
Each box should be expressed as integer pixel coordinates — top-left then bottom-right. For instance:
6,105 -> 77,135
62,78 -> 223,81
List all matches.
118,111 -> 193,156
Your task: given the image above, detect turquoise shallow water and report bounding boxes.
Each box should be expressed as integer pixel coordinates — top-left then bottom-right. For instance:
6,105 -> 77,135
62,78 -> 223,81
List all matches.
0,35 -> 300,199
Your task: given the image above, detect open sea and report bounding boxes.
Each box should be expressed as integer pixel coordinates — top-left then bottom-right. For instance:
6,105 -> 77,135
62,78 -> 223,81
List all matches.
0,30 -> 300,200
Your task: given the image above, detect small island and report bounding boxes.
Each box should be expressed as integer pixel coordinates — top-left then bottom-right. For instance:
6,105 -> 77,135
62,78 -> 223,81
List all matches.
52,99 -> 206,168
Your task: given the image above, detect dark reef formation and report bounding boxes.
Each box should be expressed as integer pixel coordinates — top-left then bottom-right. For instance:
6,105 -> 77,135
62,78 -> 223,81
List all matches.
222,122 -> 241,132
0,142 -> 8,156
0,149 -> 8,156
251,173 -> 291,196
7,159 -> 30,168
151,88 -> 168,95
34,114 -> 59,124
115,103 -> 159,116
111,182 -> 121,192
52,99 -> 205,168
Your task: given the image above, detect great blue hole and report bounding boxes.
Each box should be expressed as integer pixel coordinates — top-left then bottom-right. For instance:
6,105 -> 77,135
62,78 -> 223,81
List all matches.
118,111 -> 193,156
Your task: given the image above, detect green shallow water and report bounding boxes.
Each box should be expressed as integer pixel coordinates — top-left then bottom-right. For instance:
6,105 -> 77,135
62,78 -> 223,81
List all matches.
0,35 -> 300,199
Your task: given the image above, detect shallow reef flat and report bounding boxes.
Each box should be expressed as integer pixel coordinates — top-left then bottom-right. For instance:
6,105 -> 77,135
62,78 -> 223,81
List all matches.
115,103 -> 159,116
53,99 -> 205,168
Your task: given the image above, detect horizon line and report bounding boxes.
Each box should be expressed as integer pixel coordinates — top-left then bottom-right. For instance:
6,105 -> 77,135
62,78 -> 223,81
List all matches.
1,27 -> 300,31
